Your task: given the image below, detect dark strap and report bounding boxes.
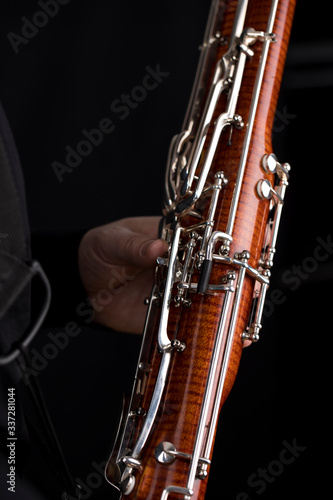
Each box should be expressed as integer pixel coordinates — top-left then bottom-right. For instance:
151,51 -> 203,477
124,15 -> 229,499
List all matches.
0,101 -> 80,499
0,260 -> 49,366
17,346 -> 81,500
0,260 -> 81,499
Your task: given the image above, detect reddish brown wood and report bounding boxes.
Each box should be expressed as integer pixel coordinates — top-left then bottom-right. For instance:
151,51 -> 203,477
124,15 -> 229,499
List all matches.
116,1 -> 297,498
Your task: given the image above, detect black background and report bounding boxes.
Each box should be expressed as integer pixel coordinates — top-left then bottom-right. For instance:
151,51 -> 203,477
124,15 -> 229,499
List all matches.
0,1 -> 331,500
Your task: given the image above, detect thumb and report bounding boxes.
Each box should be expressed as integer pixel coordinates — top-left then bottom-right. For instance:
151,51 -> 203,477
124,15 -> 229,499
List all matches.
93,225 -> 168,269
139,238 -> 168,265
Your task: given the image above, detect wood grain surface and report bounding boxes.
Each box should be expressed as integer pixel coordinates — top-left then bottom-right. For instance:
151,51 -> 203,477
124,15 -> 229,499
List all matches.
114,1 -> 297,498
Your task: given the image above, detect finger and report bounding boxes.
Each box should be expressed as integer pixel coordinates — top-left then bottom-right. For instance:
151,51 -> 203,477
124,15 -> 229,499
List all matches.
116,216 -> 163,238
243,340 -> 252,348
90,225 -> 168,269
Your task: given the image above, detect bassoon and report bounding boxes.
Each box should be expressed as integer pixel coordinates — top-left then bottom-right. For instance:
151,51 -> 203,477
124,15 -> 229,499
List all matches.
105,0 -> 296,498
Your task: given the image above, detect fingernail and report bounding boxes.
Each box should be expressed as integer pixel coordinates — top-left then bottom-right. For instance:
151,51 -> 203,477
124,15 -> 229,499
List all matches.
140,239 -> 155,257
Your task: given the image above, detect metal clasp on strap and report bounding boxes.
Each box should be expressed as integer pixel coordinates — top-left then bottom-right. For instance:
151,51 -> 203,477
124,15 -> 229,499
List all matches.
0,260 -> 51,366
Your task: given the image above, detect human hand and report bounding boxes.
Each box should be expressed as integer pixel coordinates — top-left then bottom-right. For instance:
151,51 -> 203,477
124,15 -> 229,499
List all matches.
78,216 -> 168,334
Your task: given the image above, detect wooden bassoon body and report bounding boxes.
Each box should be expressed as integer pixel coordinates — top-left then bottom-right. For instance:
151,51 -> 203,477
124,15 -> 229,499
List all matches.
106,1 -> 296,498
